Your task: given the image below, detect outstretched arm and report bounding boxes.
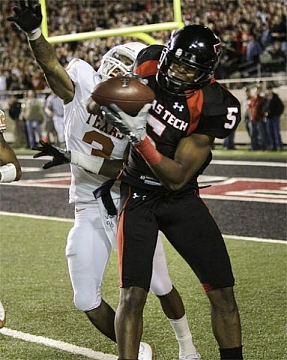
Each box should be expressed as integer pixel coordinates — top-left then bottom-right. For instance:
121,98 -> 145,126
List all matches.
7,0 -> 74,103
32,140 -> 126,178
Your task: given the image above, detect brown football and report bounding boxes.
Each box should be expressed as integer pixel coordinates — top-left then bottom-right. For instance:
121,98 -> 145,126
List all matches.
91,76 -> 155,115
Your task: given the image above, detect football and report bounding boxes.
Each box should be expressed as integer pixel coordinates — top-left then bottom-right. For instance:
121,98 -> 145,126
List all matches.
91,76 -> 155,115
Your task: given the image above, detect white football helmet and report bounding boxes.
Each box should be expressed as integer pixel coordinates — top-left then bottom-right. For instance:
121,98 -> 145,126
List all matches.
98,42 -> 147,80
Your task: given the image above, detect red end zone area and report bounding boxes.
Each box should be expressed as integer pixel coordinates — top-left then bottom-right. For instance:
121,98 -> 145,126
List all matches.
14,176 -> 287,203
200,177 -> 287,203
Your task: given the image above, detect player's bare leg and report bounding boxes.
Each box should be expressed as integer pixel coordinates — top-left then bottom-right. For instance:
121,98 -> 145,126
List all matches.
115,286 -> 148,359
206,286 -> 243,359
85,299 -> 116,341
157,286 -> 185,318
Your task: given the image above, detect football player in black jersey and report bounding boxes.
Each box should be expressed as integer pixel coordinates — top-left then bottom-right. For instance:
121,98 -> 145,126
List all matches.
101,25 -> 243,360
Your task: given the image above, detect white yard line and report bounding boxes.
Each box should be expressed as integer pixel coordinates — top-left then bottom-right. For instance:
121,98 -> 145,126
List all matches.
23,155 -> 287,167
210,159 -> 287,167
0,328 -> 117,360
0,211 -> 285,243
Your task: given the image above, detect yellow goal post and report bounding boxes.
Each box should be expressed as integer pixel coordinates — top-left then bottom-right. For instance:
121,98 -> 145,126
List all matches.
39,0 -> 184,45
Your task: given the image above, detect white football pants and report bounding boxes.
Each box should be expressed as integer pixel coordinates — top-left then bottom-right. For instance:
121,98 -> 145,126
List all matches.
66,200 -> 173,312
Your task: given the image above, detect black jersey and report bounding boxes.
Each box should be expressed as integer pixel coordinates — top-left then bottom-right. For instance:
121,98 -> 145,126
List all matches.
119,45 -> 241,191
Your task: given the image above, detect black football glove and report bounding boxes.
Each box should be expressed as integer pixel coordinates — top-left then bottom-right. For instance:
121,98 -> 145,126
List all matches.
7,0 -> 42,33
32,140 -> 71,169
101,103 -> 151,144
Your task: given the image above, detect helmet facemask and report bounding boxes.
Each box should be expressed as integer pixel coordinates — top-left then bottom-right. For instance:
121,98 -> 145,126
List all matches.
98,52 -> 134,80
98,42 -> 147,80
156,25 -> 222,96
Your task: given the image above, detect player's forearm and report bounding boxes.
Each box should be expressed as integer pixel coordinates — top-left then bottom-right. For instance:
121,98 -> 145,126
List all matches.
134,136 -> 211,191
148,155 -> 208,190
70,150 -> 123,178
28,35 -> 74,102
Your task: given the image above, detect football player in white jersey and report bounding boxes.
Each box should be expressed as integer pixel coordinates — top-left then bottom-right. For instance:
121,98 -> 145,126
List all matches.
8,2 -> 200,359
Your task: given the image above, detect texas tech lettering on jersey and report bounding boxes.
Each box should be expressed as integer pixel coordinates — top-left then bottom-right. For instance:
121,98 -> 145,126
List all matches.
151,100 -> 188,132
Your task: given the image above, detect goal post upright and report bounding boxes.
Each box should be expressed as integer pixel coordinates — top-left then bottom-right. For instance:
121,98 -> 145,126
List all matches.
38,0 -> 183,45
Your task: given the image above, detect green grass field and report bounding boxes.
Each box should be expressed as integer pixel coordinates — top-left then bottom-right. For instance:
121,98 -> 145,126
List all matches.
0,215 -> 286,359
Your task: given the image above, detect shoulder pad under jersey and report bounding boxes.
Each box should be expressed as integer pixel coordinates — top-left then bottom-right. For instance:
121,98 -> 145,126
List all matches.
195,82 -> 241,139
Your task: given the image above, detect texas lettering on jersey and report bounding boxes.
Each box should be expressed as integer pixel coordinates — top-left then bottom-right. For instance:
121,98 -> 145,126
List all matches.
86,112 -> 125,140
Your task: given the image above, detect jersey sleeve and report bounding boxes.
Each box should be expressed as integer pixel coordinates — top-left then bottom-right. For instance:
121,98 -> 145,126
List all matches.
65,58 -> 101,90
194,82 -> 241,139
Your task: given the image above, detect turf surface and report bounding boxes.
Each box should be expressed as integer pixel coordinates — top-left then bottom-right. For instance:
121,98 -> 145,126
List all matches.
0,215 -> 286,359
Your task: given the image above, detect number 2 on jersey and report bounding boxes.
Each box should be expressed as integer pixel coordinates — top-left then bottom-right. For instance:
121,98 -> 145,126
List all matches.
83,130 -> 114,159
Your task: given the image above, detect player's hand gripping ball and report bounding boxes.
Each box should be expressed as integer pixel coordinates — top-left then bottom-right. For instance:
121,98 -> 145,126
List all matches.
91,76 -> 155,115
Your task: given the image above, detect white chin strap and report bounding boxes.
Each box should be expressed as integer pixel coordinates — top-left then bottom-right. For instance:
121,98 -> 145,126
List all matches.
0,163 -> 17,183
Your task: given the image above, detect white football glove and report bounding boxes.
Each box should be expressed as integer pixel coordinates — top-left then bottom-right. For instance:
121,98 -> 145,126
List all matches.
101,103 -> 152,144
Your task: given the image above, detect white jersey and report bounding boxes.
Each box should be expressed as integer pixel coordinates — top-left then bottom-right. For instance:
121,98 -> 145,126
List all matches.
64,59 -> 129,204
63,60 -> 173,313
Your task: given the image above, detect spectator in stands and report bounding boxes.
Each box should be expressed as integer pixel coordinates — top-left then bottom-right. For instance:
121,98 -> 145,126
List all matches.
45,93 -> 65,145
249,86 -> 267,150
222,132 -> 236,150
8,95 -> 27,148
264,84 -> 285,151
43,93 -> 59,146
245,33 -> 264,65
260,21 -> 273,48
242,87 -> 252,142
23,90 -> 44,148
270,14 -> 287,44
2,0 -> 287,89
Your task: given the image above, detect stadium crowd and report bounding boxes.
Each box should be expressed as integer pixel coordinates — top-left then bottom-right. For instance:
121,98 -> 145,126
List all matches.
1,0 -> 286,93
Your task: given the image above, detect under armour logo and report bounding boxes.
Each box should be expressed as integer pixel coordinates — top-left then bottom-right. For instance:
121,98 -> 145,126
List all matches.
133,193 -> 146,200
173,102 -> 184,112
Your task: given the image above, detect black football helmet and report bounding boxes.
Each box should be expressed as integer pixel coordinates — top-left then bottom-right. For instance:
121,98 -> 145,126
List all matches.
157,25 -> 222,96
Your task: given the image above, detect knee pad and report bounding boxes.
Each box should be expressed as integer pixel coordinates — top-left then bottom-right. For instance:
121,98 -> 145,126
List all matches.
73,286 -> 102,312
150,272 -> 173,296
150,234 -> 173,296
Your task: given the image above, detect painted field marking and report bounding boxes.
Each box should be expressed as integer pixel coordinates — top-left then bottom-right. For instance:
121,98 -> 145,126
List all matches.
210,159 -> 286,167
20,156 -> 287,167
0,327 -> 117,360
3,175 -> 287,204
0,211 -> 285,244
199,177 -> 287,203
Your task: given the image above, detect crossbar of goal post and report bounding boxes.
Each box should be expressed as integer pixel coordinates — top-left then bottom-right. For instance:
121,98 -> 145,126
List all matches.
39,0 -> 184,45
